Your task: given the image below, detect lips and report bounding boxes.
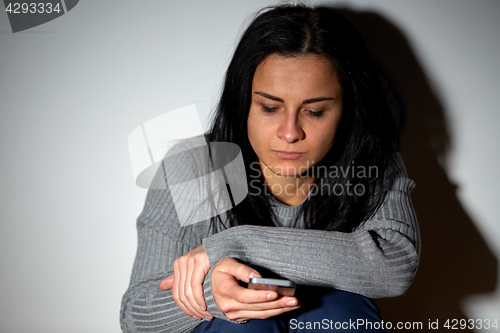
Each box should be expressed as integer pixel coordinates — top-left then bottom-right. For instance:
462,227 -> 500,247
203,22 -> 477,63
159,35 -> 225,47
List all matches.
273,150 -> 304,160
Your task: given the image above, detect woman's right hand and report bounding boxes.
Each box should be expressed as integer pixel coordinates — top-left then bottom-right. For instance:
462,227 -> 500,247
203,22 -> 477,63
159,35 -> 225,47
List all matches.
211,257 -> 301,322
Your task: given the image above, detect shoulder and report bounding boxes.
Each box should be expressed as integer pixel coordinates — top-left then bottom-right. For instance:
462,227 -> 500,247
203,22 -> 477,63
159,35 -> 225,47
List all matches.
137,135 -> 215,243
384,152 -> 416,193
358,152 -> 419,247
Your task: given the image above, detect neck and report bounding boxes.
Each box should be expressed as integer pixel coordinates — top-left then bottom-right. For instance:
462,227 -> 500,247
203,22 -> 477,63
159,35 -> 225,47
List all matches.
259,161 -> 316,206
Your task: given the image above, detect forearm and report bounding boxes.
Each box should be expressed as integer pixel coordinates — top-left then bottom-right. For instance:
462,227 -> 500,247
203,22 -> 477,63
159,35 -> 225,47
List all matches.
121,229 -> 248,331
203,224 -> 418,298
120,145 -> 236,331
121,224 -> 210,332
202,173 -> 420,299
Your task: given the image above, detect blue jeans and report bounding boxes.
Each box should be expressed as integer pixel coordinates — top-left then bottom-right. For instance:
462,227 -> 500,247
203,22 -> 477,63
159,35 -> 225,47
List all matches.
194,287 -> 386,332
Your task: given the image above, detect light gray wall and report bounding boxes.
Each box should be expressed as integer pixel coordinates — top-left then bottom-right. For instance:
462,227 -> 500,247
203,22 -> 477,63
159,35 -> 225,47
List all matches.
0,0 -> 498,332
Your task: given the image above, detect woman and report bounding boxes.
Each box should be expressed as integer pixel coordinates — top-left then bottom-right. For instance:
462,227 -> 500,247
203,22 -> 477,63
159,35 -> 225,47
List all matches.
121,4 -> 420,333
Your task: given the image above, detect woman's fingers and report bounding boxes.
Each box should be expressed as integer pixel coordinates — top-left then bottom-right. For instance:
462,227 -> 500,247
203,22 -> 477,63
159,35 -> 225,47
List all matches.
225,281 -> 279,304
218,281 -> 299,312
215,257 -> 261,283
169,245 -> 213,320
173,258 -> 201,319
170,251 -> 298,322
221,295 -> 300,313
225,305 -> 301,322
233,290 -> 299,309
172,259 -> 191,317
183,258 -> 212,319
158,274 -> 173,290
211,257 -> 301,321
177,258 -> 204,320
191,260 -> 208,311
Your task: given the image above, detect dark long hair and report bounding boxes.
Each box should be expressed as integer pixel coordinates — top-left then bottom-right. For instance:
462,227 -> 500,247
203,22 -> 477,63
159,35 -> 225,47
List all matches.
208,4 -> 405,232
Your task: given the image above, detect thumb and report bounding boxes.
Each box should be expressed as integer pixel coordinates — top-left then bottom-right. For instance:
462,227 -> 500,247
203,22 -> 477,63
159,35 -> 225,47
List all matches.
220,258 -> 262,284
158,274 -> 174,290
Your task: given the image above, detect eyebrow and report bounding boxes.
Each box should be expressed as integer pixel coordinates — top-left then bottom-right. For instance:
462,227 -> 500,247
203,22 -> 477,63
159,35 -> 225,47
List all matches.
254,91 -> 334,104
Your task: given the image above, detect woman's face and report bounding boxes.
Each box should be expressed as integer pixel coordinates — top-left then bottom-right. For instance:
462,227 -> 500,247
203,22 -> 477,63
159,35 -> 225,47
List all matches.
248,54 -> 343,177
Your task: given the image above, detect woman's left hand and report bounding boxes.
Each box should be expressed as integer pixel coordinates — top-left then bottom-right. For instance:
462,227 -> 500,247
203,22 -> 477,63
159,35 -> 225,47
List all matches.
158,245 -> 213,320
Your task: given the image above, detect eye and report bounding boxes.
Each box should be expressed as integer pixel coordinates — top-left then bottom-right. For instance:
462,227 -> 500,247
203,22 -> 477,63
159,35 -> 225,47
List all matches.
260,103 -> 278,113
306,109 -> 325,118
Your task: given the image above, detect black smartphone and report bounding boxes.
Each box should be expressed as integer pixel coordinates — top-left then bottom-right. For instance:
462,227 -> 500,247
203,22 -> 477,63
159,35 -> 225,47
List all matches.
248,277 -> 296,296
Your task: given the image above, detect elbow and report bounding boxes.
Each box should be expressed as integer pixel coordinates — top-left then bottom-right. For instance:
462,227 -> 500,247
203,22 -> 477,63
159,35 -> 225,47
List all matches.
369,274 -> 416,298
120,318 -> 131,333
376,259 -> 419,298
367,230 -> 420,298
120,294 -> 135,333
384,277 -> 413,298
394,249 -> 420,296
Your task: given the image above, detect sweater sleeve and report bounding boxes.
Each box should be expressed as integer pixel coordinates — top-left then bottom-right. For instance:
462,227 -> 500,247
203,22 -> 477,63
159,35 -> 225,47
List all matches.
120,140 -> 224,333
119,186 -> 211,333
202,153 -> 420,298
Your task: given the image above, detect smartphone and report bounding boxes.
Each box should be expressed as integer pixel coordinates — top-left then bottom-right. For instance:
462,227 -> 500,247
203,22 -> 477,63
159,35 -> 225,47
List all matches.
248,277 -> 296,296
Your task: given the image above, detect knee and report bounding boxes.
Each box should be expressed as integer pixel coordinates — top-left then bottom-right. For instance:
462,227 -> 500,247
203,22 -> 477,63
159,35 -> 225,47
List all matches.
195,318 -> 283,333
289,288 -> 384,331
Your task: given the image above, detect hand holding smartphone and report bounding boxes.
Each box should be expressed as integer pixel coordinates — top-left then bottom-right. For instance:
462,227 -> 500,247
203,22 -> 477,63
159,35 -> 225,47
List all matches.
248,277 -> 296,297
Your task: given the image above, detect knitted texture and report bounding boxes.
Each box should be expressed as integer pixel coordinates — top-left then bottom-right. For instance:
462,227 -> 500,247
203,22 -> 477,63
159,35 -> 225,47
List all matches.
120,150 -> 420,333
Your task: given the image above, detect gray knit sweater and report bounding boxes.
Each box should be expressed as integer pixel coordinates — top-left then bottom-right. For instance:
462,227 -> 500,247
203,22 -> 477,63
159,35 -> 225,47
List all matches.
120,150 -> 420,333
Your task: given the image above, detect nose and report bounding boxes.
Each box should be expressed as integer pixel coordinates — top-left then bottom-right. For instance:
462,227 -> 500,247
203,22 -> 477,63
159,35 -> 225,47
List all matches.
276,111 -> 305,143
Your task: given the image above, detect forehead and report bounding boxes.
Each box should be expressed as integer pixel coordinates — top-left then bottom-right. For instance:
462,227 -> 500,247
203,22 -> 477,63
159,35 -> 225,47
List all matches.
252,54 -> 341,95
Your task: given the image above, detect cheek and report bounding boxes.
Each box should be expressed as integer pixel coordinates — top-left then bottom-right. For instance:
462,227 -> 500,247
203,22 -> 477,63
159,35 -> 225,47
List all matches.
248,108 -> 272,142
247,112 -> 256,142
247,110 -> 264,151
313,121 -> 340,153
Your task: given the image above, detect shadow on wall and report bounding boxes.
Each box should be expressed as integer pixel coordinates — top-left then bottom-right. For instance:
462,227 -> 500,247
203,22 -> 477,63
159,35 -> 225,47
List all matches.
338,7 -> 498,332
